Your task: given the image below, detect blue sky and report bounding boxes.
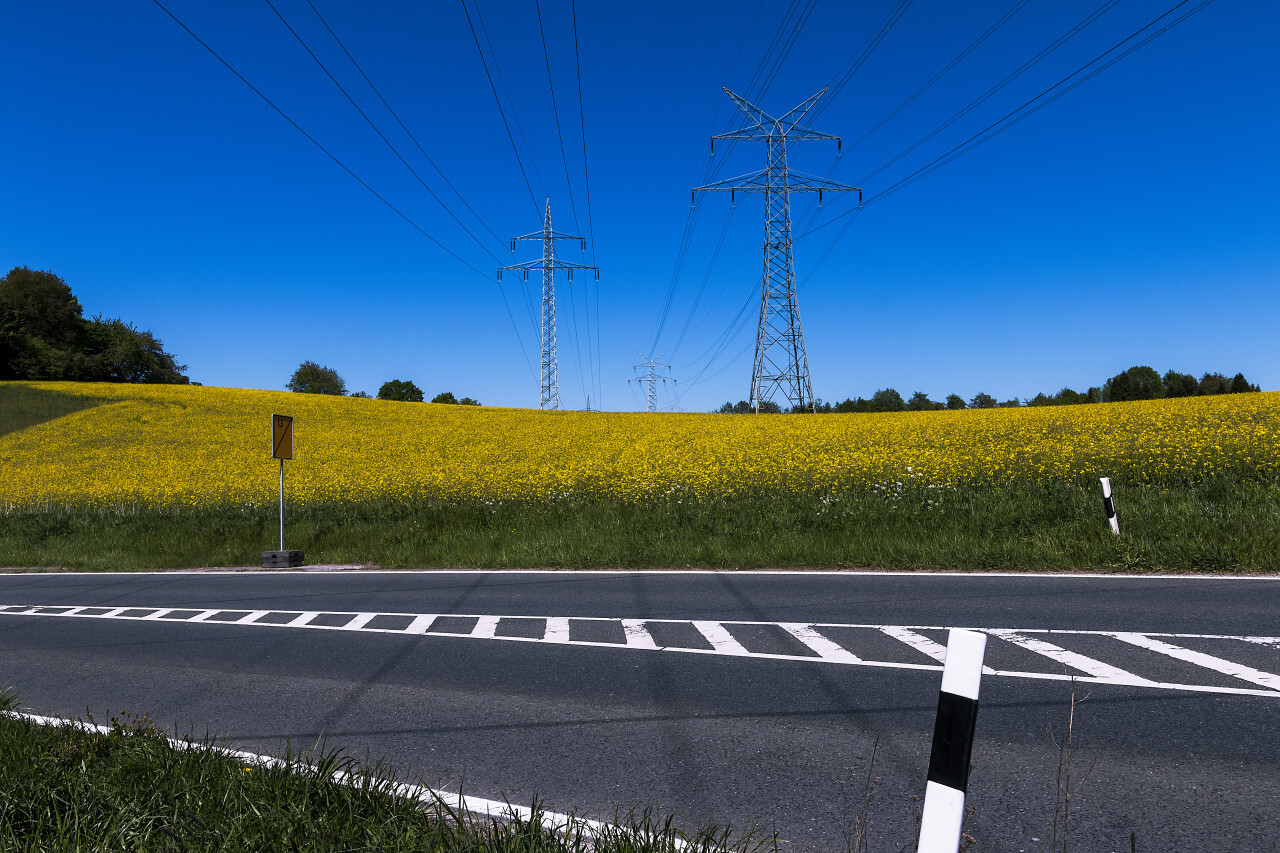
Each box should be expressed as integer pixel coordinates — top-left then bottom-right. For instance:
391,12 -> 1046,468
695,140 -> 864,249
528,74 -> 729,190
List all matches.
3,1 -> 1276,410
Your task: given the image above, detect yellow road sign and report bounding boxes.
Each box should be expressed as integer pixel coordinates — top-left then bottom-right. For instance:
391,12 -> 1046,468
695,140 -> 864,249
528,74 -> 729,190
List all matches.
271,414 -> 294,460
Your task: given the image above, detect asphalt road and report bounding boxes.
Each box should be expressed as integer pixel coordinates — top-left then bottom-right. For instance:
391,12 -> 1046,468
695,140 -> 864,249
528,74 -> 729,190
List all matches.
2,570 -> 1277,852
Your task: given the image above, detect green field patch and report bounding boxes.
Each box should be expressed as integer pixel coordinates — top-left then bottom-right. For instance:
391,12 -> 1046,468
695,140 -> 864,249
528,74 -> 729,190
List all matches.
0,383 -> 107,438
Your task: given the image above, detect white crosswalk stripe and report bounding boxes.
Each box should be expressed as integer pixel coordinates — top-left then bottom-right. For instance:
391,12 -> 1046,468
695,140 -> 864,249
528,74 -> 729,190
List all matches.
987,629 -> 1155,684
3,604 -> 1278,699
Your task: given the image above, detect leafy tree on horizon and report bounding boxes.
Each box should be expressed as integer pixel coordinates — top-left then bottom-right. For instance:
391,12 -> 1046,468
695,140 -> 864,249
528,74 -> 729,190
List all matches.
907,391 -> 944,411
969,391 -> 996,409
1,266 -> 187,383
1103,365 -> 1165,402
288,361 -> 345,395
377,379 -> 423,402
945,394 -> 966,410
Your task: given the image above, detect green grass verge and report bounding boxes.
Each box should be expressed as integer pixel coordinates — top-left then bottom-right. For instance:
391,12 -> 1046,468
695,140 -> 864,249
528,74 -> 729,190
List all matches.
0,693 -> 765,853
2,474 -> 1276,571
0,384 -> 106,438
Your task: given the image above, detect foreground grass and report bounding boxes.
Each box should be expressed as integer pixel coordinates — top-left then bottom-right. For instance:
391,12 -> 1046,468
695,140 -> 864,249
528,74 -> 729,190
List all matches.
0,692 -> 764,853
2,474 -> 1277,571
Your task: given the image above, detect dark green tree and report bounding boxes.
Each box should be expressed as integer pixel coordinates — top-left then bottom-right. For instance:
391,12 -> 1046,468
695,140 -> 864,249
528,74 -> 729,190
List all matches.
1230,373 -> 1259,393
431,391 -> 459,404
83,316 -> 188,383
0,267 -> 187,383
969,391 -> 996,409
1056,387 -> 1085,405
1162,370 -> 1199,398
833,397 -> 867,413
1198,372 -> 1231,396
945,394 -> 966,410
868,388 -> 906,412
288,361 -> 346,395
907,391 -> 943,411
377,379 -> 424,402
458,396 -> 481,406
1103,366 -> 1164,402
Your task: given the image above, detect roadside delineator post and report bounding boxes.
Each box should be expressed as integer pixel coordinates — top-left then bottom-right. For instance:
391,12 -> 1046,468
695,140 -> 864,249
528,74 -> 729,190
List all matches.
262,414 -> 304,569
918,628 -> 987,853
1100,477 -> 1120,535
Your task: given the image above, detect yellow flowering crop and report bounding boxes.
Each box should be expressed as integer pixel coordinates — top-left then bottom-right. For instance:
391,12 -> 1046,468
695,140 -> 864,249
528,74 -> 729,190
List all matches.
1,381 -> 1276,509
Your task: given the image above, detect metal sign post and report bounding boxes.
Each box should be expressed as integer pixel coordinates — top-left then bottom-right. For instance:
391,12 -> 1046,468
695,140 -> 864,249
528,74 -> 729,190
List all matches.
263,415 -> 304,568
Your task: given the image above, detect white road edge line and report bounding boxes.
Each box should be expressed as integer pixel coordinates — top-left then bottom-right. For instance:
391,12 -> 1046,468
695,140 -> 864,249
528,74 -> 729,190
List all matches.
2,711 -> 637,846
8,569 -> 1275,579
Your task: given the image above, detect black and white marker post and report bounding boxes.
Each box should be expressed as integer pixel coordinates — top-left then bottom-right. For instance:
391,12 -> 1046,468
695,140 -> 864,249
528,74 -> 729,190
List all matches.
918,628 -> 988,853
1100,477 -> 1120,535
262,414 -> 304,568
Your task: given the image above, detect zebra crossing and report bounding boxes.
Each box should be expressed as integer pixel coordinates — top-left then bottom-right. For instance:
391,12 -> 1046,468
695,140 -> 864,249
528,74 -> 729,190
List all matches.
3,602 -> 1278,698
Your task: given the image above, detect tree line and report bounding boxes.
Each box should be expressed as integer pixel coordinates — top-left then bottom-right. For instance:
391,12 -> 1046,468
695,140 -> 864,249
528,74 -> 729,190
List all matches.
717,364 -> 1262,414
0,267 -> 188,384
287,362 -> 479,405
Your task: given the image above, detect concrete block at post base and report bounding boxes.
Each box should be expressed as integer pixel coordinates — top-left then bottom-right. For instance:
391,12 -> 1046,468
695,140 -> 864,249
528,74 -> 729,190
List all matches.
261,550 -> 305,568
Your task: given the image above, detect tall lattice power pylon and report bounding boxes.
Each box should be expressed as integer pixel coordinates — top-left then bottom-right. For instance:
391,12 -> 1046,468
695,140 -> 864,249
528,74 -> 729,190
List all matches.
499,199 -> 598,410
694,87 -> 861,413
629,353 -> 675,412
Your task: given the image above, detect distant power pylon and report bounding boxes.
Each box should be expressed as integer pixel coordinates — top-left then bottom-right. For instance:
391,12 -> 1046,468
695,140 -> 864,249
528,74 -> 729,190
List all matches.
694,87 -> 861,413
499,199 -> 598,410
629,353 -> 675,412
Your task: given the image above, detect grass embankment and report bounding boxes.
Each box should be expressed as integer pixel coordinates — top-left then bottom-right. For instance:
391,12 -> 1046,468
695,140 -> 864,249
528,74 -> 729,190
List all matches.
0,690 -> 760,853
1,381 -> 1277,571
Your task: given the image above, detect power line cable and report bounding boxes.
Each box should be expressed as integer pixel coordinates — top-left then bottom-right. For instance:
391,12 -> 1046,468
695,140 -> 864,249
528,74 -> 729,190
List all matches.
798,0 -> 1217,286
263,0 -> 503,263
569,0 -> 603,403
303,0 -> 504,246
856,0 -> 1122,189
794,0 -> 1028,237
150,0 -> 492,280
459,0 -> 542,217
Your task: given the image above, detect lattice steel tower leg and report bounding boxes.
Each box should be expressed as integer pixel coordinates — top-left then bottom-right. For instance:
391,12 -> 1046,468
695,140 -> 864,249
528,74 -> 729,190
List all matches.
694,88 -> 861,412
499,200 -> 599,410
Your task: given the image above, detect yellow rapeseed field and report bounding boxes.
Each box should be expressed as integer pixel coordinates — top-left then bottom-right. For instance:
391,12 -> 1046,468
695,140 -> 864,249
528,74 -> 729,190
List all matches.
1,382 -> 1277,509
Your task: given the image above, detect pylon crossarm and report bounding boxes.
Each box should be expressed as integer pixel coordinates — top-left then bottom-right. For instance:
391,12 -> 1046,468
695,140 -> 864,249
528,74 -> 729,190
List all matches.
776,87 -> 827,126
782,171 -> 862,193
694,170 -> 770,193
722,87 -> 774,127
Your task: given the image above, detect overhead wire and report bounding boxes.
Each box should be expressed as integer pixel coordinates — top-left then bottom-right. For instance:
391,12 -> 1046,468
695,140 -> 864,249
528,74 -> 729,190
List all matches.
152,0 -> 537,381
857,0 -> 1123,189
263,0 -> 504,264
302,0 -> 505,246
149,0 -> 492,282
570,0 -> 604,405
459,0 -> 543,218
797,0 -> 1219,291
794,0 -> 1024,236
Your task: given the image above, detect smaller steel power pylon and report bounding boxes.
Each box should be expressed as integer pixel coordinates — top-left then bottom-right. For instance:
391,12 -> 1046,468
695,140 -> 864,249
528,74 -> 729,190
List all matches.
629,353 -> 675,412
499,199 -> 598,410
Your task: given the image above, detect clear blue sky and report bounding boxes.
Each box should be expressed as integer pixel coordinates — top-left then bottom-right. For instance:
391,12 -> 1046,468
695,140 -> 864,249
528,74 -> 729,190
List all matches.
3,1 -> 1276,410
